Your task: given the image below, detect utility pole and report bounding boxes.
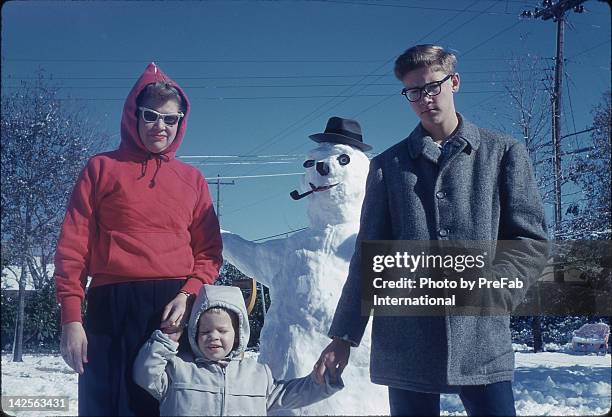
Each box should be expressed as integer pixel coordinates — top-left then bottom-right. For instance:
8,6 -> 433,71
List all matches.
520,1 -> 588,351
552,11 -> 565,243
207,175 -> 235,224
521,0 -> 587,242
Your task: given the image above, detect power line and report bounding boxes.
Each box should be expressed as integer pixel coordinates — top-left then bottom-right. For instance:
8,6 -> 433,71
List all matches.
265,0 -> 493,157
325,1 -> 509,125
221,4 -> 533,203
351,94 -> 396,118
179,154 -> 302,158
307,0 -> 517,15
565,39 -> 611,61
206,172 -> 304,180
1,56 -> 550,64
328,1 -> 501,116
223,189 -> 292,215
252,227 -> 308,242
560,127 -> 596,139
181,153 -> 301,167
564,71 -> 579,150
191,161 -> 296,166
1,79 -> 543,91
316,0 -> 541,5
294,6 -> 555,148
477,90 -> 508,107
39,90 -> 512,101
459,20 -> 522,57
1,69 -> 550,81
343,9 -> 583,140
231,0 -> 491,160
434,2 -> 501,43
2,57 -> 387,63
563,20 -> 609,93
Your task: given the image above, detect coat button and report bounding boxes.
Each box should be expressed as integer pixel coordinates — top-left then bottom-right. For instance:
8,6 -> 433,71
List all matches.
439,229 -> 449,237
436,191 -> 446,199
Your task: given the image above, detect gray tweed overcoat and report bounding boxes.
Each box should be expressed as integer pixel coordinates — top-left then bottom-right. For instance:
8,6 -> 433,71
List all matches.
329,115 -> 548,393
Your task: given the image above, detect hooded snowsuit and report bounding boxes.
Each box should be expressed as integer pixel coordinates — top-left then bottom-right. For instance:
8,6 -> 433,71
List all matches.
53,63 -> 223,416
134,285 -> 343,416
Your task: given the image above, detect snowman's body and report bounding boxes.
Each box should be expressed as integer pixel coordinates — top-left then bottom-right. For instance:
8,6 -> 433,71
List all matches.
223,143 -> 389,416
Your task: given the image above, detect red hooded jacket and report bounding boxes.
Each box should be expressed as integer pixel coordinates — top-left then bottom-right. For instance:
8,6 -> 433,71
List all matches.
54,63 -> 223,325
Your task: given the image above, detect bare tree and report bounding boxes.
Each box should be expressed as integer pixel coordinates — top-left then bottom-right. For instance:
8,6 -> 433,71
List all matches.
487,54 -> 555,352
496,55 -> 558,203
1,70 -> 108,361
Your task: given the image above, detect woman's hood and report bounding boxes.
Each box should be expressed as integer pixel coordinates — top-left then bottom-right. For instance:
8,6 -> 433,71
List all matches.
119,62 -> 190,159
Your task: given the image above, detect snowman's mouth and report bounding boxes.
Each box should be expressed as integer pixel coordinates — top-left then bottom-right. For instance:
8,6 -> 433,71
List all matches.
309,182 -> 339,192
290,182 -> 340,200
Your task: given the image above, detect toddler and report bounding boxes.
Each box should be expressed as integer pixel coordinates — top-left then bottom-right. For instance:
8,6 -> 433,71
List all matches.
134,284 -> 343,416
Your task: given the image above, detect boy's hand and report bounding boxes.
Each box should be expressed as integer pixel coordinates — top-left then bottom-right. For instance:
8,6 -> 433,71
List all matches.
160,291 -> 193,334
60,321 -> 88,374
313,337 -> 350,385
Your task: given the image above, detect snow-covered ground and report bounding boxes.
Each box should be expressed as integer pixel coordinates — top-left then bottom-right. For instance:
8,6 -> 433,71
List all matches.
1,354 -> 78,416
2,349 -> 609,416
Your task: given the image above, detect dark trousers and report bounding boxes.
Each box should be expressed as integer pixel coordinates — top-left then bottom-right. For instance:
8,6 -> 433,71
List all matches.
79,279 -> 189,416
388,382 -> 516,417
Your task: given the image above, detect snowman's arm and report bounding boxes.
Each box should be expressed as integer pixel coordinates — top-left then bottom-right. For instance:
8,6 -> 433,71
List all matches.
221,232 -> 284,287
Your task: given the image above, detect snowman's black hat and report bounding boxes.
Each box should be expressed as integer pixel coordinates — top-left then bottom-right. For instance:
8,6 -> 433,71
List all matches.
309,117 -> 372,152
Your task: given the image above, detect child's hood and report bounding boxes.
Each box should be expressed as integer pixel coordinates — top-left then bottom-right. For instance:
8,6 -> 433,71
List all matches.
188,284 -> 250,361
119,62 -> 190,160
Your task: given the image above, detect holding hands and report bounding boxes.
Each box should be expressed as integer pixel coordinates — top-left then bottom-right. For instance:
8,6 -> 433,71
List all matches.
60,290 -> 194,373
160,291 -> 193,342
313,337 -> 351,385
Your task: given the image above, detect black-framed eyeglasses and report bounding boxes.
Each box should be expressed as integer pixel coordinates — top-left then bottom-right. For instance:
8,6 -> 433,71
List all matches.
401,74 -> 454,103
138,107 -> 184,126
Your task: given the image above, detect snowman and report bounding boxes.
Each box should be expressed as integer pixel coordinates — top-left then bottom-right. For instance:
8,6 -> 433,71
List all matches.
222,117 -> 389,416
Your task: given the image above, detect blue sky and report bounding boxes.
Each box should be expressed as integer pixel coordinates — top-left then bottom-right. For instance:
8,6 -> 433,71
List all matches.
2,0 -> 610,240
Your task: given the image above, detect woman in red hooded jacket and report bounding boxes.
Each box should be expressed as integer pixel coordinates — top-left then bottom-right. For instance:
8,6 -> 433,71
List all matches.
54,63 -> 223,416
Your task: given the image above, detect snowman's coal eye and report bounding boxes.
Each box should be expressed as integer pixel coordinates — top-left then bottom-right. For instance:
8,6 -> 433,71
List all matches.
337,154 -> 350,166
303,160 -> 315,168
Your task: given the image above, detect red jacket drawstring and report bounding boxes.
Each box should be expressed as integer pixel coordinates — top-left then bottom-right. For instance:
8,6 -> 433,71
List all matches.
149,154 -> 169,188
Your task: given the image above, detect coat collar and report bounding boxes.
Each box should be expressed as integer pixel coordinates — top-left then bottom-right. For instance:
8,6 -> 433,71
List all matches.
406,113 -> 481,160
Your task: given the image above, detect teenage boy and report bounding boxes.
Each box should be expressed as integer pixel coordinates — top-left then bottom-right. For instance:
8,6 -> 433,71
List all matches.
313,45 -> 548,416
